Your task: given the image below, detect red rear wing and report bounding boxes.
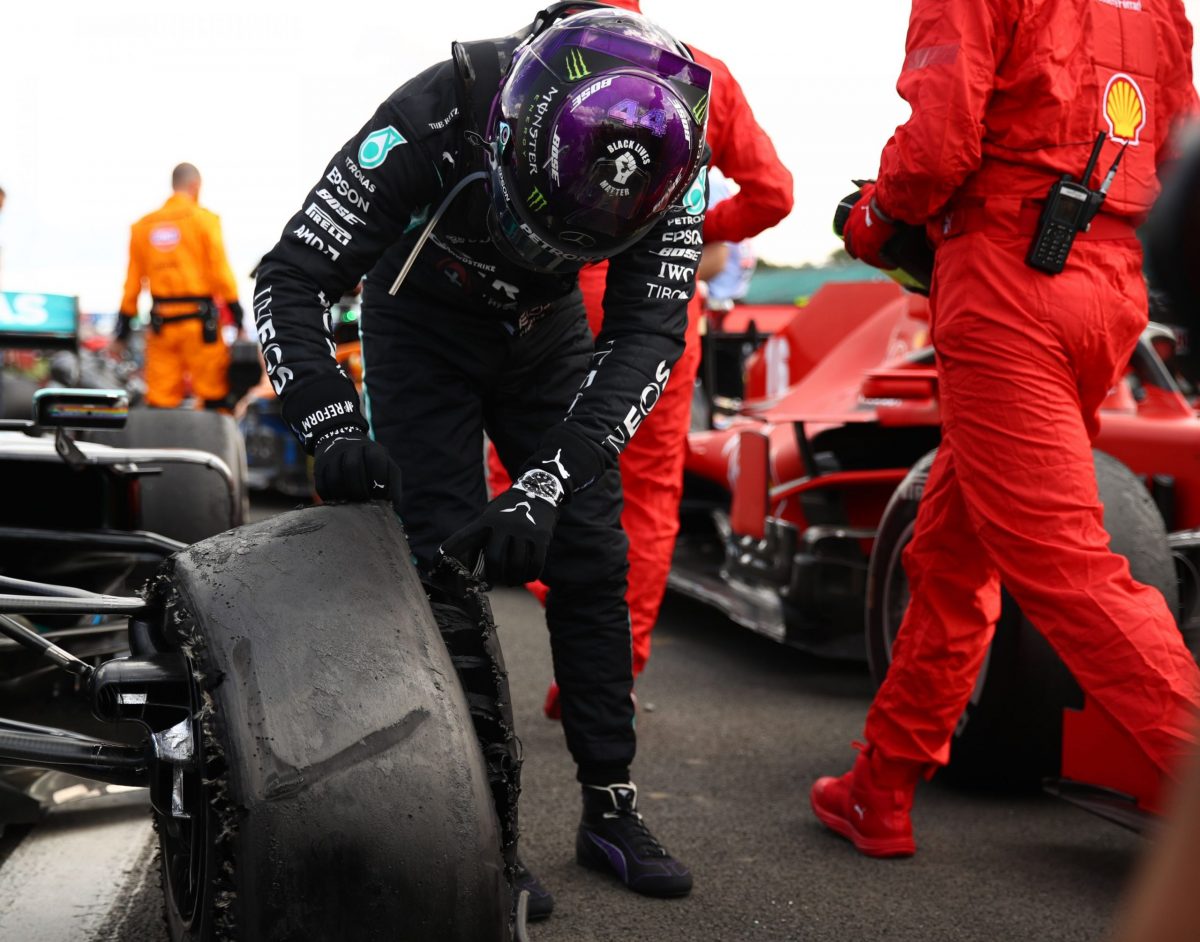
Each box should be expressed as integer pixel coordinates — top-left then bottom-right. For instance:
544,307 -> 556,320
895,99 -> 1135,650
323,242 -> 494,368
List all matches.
742,283 -> 909,400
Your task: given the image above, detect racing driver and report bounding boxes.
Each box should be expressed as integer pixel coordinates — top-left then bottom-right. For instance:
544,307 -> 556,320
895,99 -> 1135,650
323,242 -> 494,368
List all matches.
253,4 -> 710,911
490,0 -> 795,714
813,0 -> 1200,857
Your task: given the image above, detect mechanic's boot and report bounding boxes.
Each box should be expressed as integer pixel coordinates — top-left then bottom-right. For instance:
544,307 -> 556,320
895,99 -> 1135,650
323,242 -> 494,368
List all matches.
810,745 -> 919,858
514,856 -> 554,921
576,783 -> 692,897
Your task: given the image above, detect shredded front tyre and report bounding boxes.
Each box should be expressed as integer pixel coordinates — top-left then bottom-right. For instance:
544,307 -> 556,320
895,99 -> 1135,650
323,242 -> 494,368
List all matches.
145,503 -> 510,941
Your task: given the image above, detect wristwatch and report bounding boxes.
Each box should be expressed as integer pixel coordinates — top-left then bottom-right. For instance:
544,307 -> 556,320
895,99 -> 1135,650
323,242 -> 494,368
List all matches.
514,469 -> 565,507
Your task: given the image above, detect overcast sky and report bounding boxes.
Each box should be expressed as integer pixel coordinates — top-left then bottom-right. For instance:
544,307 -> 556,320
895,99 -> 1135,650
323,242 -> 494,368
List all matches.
2,0 -> 1198,311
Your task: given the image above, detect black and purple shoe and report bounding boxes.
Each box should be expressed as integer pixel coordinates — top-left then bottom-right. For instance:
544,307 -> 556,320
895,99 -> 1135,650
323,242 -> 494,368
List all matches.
576,783 -> 693,898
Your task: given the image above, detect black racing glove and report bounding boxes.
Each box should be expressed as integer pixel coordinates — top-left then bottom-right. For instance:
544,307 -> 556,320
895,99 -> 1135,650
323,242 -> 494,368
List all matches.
281,374 -> 400,508
442,425 -> 609,585
313,430 -> 402,510
442,469 -> 563,586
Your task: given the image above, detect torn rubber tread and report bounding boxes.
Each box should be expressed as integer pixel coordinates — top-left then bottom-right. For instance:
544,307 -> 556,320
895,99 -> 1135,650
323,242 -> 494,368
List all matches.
149,503 -> 510,941
146,569 -> 239,940
426,556 -> 523,880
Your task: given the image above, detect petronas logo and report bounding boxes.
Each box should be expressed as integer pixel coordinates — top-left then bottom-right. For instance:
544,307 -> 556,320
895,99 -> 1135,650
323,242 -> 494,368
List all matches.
527,187 -> 548,211
565,49 -> 590,81
358,126 -> 406,169
691,93 -> 709,124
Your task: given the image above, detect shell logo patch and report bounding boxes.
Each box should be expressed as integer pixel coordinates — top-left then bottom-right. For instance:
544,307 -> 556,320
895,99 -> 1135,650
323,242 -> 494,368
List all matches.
1104,73 -> 1146,145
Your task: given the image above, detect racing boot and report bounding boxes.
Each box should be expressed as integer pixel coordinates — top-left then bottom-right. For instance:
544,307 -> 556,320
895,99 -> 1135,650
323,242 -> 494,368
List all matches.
513,856 -> 554,921
576,782 -> 692,897
810,743 -> 920,858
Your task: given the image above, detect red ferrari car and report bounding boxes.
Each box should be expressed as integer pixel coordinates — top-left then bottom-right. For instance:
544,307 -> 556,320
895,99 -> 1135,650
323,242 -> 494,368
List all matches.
676,281 -> 1200,826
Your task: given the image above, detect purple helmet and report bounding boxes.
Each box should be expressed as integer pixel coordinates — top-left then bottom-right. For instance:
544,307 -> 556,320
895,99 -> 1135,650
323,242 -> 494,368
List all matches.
485,8 -> 712,272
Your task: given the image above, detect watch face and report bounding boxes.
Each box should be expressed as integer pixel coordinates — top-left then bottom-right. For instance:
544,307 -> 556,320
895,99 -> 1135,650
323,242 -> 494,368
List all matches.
515,468 -> 564,506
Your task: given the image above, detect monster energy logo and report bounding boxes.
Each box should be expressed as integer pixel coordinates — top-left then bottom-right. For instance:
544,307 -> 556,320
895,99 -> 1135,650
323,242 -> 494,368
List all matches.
527,187 -> 548,211
691,93 -> 709,124
565,49 -> 590,81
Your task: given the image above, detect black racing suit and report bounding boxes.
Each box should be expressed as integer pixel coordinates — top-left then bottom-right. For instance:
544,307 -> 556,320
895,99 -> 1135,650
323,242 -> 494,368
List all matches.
254,45 -> 704,784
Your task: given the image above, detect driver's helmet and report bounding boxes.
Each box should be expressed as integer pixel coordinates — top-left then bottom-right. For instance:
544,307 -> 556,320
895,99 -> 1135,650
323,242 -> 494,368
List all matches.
485,8 -> 712,272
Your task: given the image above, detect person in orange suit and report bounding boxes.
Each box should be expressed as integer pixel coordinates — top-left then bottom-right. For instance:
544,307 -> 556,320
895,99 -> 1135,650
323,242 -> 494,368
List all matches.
497,0 -> 794,718
813,0 -> 1200,858
117,163 -> 243,409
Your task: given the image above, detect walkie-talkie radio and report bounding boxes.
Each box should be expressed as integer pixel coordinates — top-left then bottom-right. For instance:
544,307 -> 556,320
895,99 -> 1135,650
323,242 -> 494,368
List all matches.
1026,179 -> 1093,273
1027,131 -> 1128,274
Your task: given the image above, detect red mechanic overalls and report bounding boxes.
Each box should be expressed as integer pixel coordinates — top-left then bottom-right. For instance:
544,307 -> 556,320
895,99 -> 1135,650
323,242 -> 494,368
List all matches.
866,0 -> 1200,778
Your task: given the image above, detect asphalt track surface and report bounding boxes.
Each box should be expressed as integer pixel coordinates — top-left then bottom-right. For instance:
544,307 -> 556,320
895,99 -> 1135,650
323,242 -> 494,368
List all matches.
1,555 -> 1145,941
503,591 -> 1142,942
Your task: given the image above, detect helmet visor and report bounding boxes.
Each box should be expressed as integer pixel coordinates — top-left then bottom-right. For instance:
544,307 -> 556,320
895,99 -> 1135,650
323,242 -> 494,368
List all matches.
485,8 -> 711,267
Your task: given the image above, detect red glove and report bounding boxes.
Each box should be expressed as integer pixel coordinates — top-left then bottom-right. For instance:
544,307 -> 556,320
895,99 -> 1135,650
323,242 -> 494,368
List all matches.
842,183 -> 897,269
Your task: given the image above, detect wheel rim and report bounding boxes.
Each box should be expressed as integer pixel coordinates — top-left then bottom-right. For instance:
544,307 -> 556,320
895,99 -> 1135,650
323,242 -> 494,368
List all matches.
158,662 -> 210,928
880,519 -> 916,659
